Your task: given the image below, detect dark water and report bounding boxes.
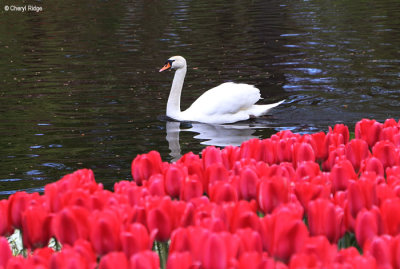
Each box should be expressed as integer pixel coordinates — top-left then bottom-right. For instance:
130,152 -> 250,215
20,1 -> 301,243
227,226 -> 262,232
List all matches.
1,0 -> 399,196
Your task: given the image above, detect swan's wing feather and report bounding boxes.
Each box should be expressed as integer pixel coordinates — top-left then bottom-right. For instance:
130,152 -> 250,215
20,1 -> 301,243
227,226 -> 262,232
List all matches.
185,82 -> 261,116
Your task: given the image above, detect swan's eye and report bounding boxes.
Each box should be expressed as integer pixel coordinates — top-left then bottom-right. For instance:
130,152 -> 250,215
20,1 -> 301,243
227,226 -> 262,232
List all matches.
159,59 -> 175,72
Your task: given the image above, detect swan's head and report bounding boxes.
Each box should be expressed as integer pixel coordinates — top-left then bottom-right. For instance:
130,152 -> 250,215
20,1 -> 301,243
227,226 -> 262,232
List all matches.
159,56 -> 186,72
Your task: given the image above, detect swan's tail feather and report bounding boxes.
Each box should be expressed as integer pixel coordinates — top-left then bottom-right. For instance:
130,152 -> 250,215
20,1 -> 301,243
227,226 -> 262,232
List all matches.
250,99 -> 285,117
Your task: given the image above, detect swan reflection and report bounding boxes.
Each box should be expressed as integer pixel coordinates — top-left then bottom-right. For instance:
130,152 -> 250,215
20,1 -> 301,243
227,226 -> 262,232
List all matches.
166,121 -> 270,161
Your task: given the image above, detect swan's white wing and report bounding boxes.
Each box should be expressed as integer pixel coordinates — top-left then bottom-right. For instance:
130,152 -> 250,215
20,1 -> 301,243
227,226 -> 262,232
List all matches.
184,82 -> 260,116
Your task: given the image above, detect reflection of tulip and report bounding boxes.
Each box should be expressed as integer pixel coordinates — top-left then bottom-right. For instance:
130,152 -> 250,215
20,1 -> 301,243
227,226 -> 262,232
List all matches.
355,119 -> 383,148
307,199 -> 344,243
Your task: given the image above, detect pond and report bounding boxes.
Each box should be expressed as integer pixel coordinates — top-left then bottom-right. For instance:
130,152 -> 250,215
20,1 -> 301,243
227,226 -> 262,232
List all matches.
0,0 -> 399,197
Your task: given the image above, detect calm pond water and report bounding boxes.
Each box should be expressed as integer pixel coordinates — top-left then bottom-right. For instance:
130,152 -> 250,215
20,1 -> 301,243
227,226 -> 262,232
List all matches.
1,0 -> 400,197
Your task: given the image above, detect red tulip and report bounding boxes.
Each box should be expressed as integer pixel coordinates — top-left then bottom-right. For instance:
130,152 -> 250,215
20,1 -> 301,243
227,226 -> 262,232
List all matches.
346,138 -> 370,172
330,159 -> 357,193
121,223 -> 154,257
166,252 -> 193,269
221,145 -> 241,170
365,235 -> 392,269
147,174 -> 166,197
325,128 -> 345,150
231,210 -> 260,233
347,176 -> 378,219
99,252 -> 129,269
294,175 -> 331,211
130,250 -> 160,269
307,199 -> 344,243
355,208 -> 381,249
355,119 -> 383,148
311,131 -> 328,160
257,176 -> 289,214
238,252 -> 283,269
209,181 -> 238,204
372,140 -> 397,169
205,163 -> 229,188
0,200 -> 12,236
381,198 -> 400,236
292,142 -> 315,168
236,228 -> 263,255
180,175 -> 203,201
21,204 -> 52,249
8,191 -> 41,229
261,208 -> 309,262
131,151 -> 164,185
274,137 -> 294,163
52,206 -> 90,246
240,138 -> 262,161
146,197 -> 176,242
361,157 -> 385,177
295,161 -> 320,180
164,164 -> 185,198
202,146 -> 223,168
49,245 -> 92,269
259,138 -> 277,164
90,209 -> 122,256
201,232 -> 228,269
0,237 -> 12,268
333,124 -> 350,144
322,144 -> 346,171
238,167 -> 258,201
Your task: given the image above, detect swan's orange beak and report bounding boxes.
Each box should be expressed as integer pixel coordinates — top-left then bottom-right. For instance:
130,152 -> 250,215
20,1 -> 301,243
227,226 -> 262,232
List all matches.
159,62 -> 171,72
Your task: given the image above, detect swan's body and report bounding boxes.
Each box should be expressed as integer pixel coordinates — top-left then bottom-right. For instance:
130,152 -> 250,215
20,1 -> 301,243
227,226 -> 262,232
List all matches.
160,56 -> 284,124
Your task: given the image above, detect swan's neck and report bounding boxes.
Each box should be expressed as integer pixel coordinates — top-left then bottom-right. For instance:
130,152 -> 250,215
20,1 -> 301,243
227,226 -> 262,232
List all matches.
167,66 -> 186,119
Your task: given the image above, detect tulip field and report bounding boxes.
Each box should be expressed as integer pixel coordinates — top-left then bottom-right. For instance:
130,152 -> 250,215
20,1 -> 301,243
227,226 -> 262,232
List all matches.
2,118 -> 400,268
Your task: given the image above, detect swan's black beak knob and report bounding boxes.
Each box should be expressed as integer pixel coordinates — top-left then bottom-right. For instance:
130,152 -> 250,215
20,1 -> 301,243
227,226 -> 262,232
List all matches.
159,59 -> 174,72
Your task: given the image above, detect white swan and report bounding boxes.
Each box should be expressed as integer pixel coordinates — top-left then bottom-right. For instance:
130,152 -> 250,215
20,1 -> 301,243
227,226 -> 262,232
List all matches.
159,56 -> 284,124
